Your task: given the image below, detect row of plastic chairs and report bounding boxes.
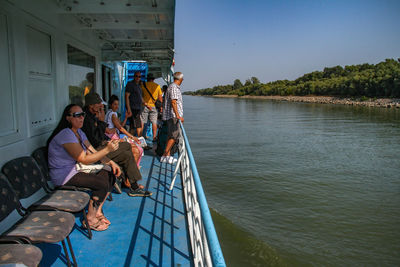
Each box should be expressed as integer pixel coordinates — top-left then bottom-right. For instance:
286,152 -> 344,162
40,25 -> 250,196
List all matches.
0,147 -> 92,267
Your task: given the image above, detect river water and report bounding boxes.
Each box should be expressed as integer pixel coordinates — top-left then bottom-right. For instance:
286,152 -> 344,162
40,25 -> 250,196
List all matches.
182,95 -> 400,266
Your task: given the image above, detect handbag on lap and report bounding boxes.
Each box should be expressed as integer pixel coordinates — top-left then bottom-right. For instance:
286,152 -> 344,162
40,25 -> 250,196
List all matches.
75,163 -> 111,174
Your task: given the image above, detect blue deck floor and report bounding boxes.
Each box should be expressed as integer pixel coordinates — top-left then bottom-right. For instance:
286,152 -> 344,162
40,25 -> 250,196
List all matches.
37,150 -> 193,267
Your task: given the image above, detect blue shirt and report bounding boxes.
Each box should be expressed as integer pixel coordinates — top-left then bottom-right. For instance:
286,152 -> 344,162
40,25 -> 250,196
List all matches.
125,80 -> 143,110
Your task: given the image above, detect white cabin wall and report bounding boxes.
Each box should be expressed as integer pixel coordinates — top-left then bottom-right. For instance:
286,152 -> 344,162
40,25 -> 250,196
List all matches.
0,0 -> 104,166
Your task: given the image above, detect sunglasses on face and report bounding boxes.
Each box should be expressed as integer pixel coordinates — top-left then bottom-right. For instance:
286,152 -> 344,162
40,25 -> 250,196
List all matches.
68,112 -> 86,118
134,75 -> 141,78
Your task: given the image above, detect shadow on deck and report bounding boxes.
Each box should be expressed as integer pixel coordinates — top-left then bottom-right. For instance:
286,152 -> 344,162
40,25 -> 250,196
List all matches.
38,153 -> 193,267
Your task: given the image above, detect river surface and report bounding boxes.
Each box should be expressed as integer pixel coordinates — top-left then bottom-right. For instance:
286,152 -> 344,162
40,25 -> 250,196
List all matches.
182,95 -> 400,266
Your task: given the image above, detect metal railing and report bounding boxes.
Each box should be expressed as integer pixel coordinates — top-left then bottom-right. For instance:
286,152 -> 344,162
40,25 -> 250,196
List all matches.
170,121 -> 226,267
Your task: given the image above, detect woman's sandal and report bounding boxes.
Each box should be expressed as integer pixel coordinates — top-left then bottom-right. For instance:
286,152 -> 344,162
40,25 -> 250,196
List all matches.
97,214 -> 111,225
82,219 -> 109,231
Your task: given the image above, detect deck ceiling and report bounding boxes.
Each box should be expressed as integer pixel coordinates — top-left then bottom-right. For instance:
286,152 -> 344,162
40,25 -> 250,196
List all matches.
56,0 -> 175,78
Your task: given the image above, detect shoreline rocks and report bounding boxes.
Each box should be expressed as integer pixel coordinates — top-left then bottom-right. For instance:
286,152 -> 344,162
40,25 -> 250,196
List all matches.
209,95 -> 400,108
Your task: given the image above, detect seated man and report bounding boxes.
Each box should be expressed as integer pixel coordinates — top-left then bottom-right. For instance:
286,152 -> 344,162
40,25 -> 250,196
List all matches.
82,93 -> 151,197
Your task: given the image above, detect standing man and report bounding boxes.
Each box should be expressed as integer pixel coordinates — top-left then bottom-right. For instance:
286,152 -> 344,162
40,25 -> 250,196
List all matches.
160,72 -> 184,164
125,71 -> 143,136
141,73 -> 163,142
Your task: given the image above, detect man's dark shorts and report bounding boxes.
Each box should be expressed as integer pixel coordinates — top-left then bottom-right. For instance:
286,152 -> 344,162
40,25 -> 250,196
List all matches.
167,118 -> 180,140
128,109 -> 142,128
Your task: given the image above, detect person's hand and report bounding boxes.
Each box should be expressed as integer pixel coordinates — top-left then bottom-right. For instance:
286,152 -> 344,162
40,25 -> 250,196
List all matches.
178,116 -> 184,123
126,110 -> 132,118
106,139 -> 119,152
109,161 -> 122,177
128,133 -> 137,141
97,107 -> 105,121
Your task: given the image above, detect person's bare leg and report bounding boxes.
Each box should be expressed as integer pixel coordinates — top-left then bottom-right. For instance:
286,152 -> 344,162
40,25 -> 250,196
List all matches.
162,138 -> 175,157
96,193 -> 111,225
152,122 -> 158,140
137,126 -> 143,137
86,198 -> 108,230
86,199 -> 97,223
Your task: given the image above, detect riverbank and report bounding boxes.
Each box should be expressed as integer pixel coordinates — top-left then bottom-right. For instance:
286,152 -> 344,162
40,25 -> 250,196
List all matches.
209,95 -> 400,108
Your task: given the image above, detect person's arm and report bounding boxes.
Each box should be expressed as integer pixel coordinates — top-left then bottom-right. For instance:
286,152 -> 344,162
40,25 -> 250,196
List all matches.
125,91 -> 132,117
142,97 -> 151,110
171,99 -> 184,123
157,86 -> 163,102
111,113 -> 136,140
82,140 -> 122,176
142,83 -> 152,110
63,139 -> 118,165
121,111 -> 128,127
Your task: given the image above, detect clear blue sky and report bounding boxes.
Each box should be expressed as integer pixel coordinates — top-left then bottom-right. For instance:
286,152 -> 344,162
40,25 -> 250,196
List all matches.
172,0 -> 400,92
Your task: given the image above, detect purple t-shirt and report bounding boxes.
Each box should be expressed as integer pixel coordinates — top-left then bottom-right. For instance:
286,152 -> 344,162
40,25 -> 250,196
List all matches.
48,128 -> 88,186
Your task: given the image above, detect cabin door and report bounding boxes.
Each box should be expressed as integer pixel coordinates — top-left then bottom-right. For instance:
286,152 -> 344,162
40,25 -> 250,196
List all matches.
102,65 -> 112,102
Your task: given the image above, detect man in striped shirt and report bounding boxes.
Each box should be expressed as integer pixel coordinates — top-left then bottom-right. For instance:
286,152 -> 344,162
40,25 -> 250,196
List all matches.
160,72 -> 184,164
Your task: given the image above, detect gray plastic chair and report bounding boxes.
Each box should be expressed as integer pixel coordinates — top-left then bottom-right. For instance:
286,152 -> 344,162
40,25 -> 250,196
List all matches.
0,243 -> 42,267
0,174 -> 76,267
2,156 -> 93,239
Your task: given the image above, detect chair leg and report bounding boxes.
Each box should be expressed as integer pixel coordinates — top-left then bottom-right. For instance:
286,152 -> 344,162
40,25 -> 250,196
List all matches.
82,209 -> 92,239
61,240 -> 72,267
66,236 -> 77,267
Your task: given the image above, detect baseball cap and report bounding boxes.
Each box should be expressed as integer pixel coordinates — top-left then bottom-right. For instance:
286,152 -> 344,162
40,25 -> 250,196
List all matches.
85,93 -> 107,105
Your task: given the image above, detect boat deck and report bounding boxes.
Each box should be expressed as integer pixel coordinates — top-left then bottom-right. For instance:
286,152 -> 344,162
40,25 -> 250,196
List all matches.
37,149 -> 193,267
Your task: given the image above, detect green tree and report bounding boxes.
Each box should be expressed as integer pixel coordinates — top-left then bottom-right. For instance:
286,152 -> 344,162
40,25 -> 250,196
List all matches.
189,58 -> 400,98
233,79 -> 243,90
251,77 -> 260,84
244,79 -> 252,86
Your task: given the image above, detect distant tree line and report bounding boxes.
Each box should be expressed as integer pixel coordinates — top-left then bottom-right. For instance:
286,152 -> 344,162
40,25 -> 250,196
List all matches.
184,58 -> 400,98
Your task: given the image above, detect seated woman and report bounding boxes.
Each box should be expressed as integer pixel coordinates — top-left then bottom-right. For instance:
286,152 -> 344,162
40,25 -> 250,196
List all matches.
105,95 -> 144,167
47,104 -> 122,231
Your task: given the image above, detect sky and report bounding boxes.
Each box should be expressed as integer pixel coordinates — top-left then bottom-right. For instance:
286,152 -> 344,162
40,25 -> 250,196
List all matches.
170,0 -> 400,92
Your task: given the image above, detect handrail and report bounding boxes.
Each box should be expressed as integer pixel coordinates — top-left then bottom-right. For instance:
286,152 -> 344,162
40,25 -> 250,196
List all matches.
178,121 -> 226,267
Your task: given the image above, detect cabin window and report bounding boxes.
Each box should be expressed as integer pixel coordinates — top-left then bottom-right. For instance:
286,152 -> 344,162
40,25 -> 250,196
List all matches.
27,27 -> 52,75
26,26 -> 55,136
67,45 -> 96,106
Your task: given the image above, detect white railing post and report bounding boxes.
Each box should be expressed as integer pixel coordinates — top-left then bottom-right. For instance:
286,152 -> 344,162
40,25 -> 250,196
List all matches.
169,140 -> 185,190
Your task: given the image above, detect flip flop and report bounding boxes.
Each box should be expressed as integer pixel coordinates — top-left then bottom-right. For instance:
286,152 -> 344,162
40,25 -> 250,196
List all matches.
82,219 -> 109,231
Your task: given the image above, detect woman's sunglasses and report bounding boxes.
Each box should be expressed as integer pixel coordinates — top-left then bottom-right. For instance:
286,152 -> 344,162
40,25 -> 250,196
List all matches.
68,112 -> 86,118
